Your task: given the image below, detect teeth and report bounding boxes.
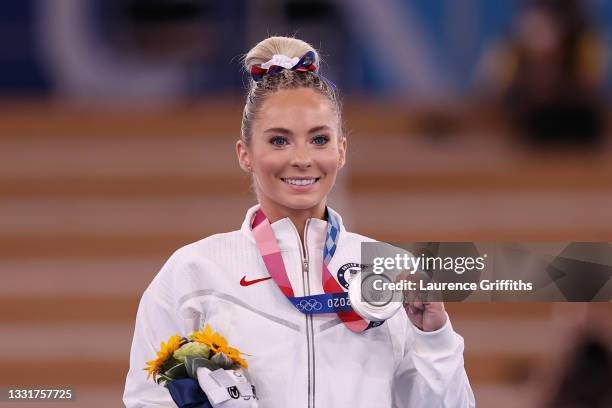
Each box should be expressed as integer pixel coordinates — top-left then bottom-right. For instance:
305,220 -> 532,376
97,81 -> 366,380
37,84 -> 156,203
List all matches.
283,178 -> 317,186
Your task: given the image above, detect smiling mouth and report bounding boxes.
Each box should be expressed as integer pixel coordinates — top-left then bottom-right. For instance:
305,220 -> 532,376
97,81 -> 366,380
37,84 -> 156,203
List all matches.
281,177 -> 320,186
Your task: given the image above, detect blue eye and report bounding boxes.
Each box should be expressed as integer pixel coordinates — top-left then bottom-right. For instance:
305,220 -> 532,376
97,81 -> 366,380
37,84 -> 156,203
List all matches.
270,136 -> 288,146
312,135 -> 329,145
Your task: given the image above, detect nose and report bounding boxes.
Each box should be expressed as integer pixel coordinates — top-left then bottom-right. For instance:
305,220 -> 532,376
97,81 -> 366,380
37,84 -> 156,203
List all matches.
290,143 -> 312,169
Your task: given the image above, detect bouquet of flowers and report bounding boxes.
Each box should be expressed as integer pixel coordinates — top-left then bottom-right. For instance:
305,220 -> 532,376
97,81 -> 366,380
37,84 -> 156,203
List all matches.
144,325 -> 258,408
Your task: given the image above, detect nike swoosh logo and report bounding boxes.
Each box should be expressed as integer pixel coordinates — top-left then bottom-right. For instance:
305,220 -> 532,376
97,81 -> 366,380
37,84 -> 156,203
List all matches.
240,276 -> 272,287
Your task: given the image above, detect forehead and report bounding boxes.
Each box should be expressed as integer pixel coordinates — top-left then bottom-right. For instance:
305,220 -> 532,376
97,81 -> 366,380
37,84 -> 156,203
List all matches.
255,88 -> 338,131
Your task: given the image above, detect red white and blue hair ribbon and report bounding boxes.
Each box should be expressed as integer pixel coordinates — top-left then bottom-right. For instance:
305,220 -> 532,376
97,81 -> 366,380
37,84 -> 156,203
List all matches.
250,51 -> 317,82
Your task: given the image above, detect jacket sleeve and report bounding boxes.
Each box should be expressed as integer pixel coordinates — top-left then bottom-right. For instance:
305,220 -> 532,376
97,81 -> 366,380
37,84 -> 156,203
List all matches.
391,313 -> 475,408
123,254 -> 183,407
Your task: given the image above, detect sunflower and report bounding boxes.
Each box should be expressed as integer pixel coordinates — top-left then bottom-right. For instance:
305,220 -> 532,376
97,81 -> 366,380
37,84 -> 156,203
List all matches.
221,346 -> 248,368
144,334 -> 187,381
192,325 -> 226,352
193,325 -> 249,368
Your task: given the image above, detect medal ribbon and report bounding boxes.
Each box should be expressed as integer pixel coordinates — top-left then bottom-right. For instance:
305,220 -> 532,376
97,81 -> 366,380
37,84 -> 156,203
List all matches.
251,208 -> 381,333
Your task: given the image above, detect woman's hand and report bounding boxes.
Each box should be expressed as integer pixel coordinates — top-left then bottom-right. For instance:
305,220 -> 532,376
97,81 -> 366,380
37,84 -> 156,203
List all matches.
404,301 -> 447,332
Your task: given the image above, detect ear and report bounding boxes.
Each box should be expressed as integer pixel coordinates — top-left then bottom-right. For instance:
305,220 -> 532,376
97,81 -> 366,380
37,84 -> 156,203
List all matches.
236,139 -> 252,173
338,136 -> 347,169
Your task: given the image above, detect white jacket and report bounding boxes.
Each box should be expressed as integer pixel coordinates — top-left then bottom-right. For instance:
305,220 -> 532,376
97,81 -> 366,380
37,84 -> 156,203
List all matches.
124,205 -> 475,407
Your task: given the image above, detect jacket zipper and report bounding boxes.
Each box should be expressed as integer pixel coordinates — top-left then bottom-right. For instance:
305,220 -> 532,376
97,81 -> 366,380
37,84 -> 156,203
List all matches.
295,219 -> 315,408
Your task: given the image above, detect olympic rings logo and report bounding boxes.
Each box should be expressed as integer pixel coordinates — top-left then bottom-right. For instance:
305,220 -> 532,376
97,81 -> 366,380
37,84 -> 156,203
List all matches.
296,299 -> 323,312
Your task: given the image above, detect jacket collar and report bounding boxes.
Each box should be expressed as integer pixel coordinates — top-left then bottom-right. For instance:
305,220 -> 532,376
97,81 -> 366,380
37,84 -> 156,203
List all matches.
240,204 -> 345,252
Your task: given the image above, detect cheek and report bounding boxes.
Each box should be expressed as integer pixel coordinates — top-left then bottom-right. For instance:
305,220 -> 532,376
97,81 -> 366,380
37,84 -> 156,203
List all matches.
319,150 -> 341,174
253,150 -> 284,175
253,154 -> 294,194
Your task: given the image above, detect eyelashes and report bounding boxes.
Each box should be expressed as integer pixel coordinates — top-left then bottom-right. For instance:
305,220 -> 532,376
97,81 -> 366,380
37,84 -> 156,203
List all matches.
269,136 -> 288,146
312,135 -> 329,145
268,135 -> 330,146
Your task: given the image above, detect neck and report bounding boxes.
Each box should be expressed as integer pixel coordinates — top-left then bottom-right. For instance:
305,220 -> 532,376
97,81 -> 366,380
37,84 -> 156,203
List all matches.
259,200 -> 327,242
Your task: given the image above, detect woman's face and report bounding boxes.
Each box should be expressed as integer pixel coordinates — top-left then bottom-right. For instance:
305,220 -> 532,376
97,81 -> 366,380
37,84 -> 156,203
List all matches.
237,87 -> 346,216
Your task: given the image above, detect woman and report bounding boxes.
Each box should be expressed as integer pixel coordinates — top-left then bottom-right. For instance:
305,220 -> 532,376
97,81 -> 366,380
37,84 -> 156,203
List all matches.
124,36 -> 475,407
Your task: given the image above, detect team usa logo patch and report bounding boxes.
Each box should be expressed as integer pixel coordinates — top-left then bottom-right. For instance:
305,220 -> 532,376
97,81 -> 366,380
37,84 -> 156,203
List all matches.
337,263 -> 363,289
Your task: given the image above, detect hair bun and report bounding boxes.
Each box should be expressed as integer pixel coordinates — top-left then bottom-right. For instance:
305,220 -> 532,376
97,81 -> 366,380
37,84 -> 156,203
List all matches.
243,36 -> 320,75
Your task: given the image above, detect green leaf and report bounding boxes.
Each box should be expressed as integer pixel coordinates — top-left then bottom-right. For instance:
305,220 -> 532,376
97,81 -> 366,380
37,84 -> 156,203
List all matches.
157,374 -> 172,387
165,362 -> 188,380
161,356 -> 181,373
185,356 -> 222,379
211,352 -> 234,369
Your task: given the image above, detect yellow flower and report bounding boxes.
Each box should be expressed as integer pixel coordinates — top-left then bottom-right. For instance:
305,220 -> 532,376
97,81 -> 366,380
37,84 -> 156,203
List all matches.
193,325 -> 249,368
143,334 -> 186,381
221,346 -> 248,368
193,325 -> 226,352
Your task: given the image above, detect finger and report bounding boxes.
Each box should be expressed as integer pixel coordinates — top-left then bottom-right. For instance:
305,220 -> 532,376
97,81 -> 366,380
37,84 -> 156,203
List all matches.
405,303 -> 421,315
404,303 -> 414,315
423,301 -> 445,312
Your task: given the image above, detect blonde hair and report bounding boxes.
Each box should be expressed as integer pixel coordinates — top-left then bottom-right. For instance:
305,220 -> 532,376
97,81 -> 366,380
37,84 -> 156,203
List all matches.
241,36 -> 342,144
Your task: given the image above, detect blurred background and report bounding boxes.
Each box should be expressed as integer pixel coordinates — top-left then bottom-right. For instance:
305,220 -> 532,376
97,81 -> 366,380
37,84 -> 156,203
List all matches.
1,0 -> 612,406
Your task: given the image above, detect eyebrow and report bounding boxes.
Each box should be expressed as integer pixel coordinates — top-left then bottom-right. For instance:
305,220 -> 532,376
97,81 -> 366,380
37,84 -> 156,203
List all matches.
263,125 -> 332,134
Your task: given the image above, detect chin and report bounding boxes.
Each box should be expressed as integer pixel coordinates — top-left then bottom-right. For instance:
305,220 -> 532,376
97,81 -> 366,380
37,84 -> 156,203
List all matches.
281,196 -> 325,211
